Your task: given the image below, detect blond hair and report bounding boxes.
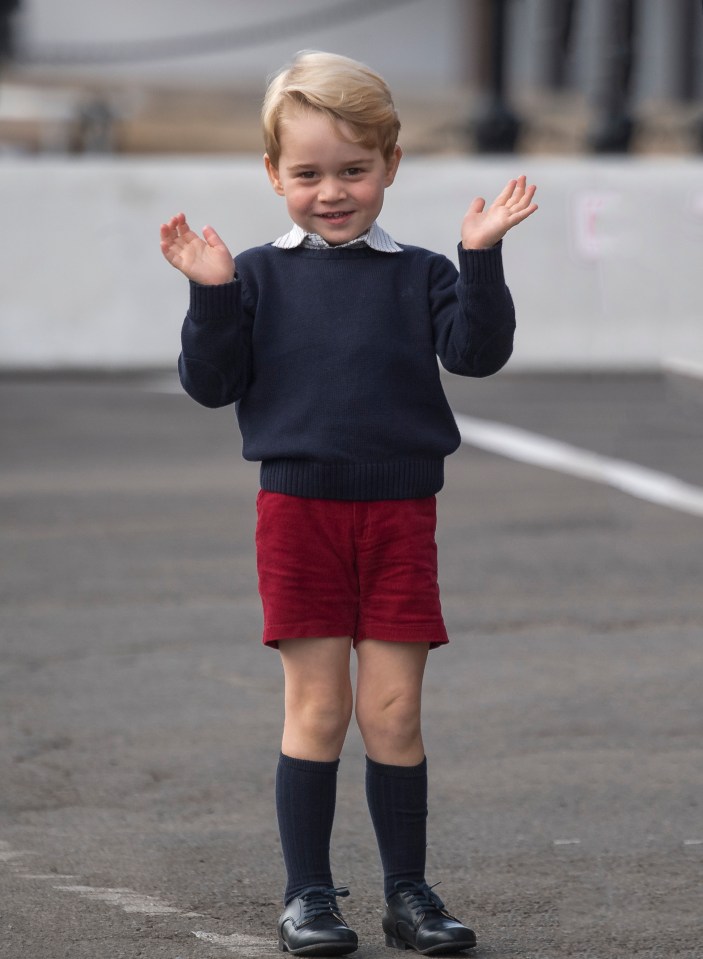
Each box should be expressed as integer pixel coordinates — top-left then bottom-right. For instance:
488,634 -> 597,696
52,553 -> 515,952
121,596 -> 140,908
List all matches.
262,50 -> 401,166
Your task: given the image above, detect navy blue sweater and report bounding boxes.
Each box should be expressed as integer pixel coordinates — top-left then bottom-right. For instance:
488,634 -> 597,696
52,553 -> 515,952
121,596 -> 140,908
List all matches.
179,241 -> 515,500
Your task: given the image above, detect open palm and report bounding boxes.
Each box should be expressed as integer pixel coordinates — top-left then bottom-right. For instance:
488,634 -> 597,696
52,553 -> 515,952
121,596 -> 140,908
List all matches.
461,175 -> 537,250
160,212 -> 235,285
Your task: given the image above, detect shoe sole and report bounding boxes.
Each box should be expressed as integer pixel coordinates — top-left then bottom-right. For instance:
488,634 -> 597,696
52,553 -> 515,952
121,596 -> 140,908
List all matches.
385,933 -> 477,955
278,938 -> 358,957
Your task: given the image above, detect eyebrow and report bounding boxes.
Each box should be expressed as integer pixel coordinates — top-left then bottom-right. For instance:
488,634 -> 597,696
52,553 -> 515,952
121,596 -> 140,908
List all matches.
286,159 -> 373,172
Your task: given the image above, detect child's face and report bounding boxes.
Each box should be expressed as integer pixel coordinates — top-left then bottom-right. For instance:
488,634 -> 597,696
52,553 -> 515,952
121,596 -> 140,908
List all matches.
265,109 -> 401,246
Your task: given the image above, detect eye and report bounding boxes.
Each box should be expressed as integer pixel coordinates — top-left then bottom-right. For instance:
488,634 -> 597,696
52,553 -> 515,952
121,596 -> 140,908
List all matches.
345,167 -> 364,176
297,170 -> 317,179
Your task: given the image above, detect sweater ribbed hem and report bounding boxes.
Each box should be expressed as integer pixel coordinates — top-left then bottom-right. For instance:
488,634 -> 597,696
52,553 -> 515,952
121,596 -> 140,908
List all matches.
259,458 -> 445,501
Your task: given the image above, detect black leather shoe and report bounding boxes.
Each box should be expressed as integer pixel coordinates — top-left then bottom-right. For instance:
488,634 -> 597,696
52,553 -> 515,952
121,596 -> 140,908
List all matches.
278,886 -> 358,956
382,881 -> 477,955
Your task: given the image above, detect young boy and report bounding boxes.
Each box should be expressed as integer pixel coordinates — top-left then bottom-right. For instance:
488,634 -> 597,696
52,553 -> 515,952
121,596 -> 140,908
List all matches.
160,51 -> 536,957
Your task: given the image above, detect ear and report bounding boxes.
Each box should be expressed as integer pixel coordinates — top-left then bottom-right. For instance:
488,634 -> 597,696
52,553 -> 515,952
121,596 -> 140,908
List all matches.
384,145 -> 403,188
264,154 -> 285,196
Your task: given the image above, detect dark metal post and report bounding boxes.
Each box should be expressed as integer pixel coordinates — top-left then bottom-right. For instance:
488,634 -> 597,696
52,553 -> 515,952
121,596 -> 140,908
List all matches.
473,0 -> 521,153
679,0 -> 703,152
543,0 -> 576,90
0,0 -> 19,63
587,0 -> 636,153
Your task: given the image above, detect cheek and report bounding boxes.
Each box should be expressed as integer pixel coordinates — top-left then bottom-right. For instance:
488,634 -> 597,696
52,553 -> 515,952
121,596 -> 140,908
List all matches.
357,180 -> 386,209
283,185 -> 310,211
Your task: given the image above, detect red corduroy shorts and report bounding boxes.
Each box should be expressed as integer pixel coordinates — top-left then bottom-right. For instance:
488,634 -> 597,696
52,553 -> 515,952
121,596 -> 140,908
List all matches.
255,490 -> 449,649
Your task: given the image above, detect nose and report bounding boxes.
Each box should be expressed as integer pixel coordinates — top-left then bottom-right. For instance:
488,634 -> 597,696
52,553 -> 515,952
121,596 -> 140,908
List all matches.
318,176 -> 347,203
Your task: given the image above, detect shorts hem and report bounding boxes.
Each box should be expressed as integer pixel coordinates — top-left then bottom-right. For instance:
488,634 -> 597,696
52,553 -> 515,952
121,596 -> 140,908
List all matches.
263,623 -> 449,650
357,625 -> 449,649
263,622 -> 356,649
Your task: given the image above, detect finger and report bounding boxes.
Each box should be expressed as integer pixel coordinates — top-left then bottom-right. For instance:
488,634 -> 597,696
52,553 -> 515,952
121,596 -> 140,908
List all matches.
501,175 -> 527,208
511,184 -> 537,211
160,235 -> 181,260
510,174 -> 527,201
523,183 -> 537,205
160,215 -> 181,238
509,202 -> 538,225
160,226 -> 185,253
466,196 -> 486,216
494,179 -> 518,206
175,213 -> 196,239
203,224 -> 226,249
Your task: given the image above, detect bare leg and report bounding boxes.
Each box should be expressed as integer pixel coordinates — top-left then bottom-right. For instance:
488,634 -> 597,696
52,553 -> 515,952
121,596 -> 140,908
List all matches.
355,639 -> 429,765
279,635 -> 354,762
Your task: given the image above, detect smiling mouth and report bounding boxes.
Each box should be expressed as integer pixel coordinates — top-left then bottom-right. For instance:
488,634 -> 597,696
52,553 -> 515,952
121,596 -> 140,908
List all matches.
317,211 -> 353,220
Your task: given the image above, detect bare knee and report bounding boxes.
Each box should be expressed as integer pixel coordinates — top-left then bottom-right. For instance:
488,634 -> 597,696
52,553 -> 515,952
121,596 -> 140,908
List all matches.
356,690 -> 423,763
284,686 -> 353,759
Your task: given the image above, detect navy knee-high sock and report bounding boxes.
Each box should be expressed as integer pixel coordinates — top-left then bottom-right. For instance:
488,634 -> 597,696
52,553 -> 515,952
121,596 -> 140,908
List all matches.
276,753 -> 339,904
365,755 -> 428,900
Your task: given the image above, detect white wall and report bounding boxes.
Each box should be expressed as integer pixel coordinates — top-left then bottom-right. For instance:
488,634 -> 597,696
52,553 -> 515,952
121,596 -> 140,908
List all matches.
2,156 -> 703,371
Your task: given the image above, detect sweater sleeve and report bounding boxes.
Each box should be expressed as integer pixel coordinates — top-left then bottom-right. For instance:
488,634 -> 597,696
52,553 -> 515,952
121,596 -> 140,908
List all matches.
430,242 -> 516,378
178,276 -> 253,408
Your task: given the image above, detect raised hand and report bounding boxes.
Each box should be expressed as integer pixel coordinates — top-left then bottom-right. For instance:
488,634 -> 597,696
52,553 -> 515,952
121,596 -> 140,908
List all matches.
461,175 -> 538,250
159,212 -> 235,285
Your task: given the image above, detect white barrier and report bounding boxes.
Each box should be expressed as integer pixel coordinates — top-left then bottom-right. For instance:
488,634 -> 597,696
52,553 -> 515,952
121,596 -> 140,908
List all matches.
2,156 -> 702,370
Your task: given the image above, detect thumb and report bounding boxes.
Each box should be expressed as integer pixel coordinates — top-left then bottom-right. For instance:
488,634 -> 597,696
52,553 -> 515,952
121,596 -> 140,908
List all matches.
466,197 -> 486,216
203,224 -> 227,249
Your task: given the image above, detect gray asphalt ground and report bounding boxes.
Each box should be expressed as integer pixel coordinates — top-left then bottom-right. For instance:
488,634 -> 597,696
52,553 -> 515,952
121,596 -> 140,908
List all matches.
1,371 -> 702,959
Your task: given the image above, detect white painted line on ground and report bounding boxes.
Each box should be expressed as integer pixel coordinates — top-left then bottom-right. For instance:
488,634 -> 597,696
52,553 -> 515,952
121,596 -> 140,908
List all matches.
454,413 -> 703,518
53,884 -> 189,915
193,931 -> 273,954
553,839 -> 581,846
683,839 -> 703,846
18,873 -> 81,880
0,848 -> 32,862
0,841 -> 34,863
662,357 -> 703,381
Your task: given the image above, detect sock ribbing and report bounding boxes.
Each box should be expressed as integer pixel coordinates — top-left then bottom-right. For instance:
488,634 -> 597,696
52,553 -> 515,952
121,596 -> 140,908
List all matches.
365,755 -> 428,900
275,752 -> 339,903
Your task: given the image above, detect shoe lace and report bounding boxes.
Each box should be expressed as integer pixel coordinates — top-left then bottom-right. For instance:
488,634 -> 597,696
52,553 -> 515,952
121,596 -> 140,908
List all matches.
299,886 -> 350,922
395,880 -> 447,916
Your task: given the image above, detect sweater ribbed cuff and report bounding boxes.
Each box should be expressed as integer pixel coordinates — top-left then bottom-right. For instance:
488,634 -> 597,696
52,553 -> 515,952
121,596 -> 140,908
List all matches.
188,277 -> 239,321
457,240 -> 505,284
